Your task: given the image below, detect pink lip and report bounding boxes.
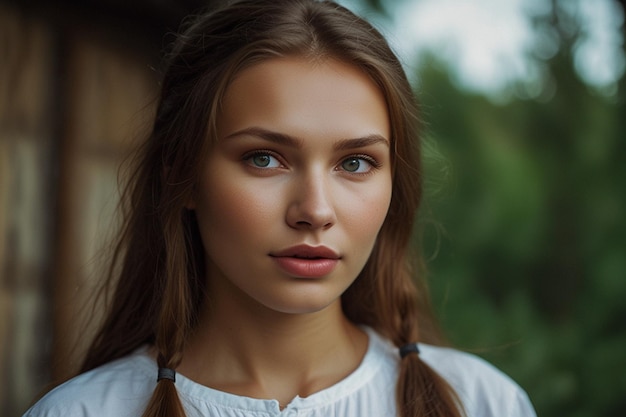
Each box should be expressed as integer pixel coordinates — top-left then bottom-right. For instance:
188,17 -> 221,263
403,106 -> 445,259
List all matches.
270,245 -> 340,278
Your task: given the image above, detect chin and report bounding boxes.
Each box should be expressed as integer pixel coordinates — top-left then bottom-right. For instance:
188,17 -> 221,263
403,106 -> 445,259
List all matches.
263,292 -> 342,316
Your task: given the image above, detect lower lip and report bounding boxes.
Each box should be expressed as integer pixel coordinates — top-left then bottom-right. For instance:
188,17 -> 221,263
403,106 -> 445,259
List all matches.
272,257 -> 338,278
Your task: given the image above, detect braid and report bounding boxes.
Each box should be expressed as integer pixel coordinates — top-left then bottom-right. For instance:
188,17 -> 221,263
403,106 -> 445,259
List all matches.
141,376 -> 185,417
141,212 -> 194,417
391,273 -> 465,417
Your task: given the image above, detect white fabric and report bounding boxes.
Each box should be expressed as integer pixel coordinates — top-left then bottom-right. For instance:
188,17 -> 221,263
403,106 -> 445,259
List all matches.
23,328 -> 536,417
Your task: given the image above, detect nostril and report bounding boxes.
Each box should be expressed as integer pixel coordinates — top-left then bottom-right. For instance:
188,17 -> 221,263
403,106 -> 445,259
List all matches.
286,192 -> 336,230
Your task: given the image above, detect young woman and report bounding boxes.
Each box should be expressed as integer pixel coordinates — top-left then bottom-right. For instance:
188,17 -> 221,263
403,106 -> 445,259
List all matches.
24,1 -> 536,416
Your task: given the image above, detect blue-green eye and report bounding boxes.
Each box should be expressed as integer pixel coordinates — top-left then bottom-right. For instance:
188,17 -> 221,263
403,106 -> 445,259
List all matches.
245,152 -> 281,168
252,154 -> 271,167
340,157 -> 374,173
341,158 -> 361,172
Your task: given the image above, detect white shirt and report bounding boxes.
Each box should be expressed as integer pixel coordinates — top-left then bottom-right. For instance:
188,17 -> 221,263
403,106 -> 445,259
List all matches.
23,328 -> 536,417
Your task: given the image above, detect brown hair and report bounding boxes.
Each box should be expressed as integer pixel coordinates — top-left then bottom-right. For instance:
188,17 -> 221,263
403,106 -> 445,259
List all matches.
81,1 -> 464,416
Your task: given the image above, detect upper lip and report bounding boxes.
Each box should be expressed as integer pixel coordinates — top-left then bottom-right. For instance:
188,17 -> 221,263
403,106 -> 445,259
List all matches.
270,244 -> 340,259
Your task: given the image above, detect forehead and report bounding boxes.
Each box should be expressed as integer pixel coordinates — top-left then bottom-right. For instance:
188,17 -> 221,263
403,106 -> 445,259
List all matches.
216,56 -> 390,142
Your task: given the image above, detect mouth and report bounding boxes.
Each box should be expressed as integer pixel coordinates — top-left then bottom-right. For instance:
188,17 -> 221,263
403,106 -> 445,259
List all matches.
269,245 -> 340,278
270,244 -> 340,260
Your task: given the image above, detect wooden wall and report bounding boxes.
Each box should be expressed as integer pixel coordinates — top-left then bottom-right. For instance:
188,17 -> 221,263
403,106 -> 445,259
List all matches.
1,6 -> 56,414
0,3 -> 160,414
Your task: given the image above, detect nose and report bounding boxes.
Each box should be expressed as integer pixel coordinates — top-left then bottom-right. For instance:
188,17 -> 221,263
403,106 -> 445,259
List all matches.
286,173 -> 336,230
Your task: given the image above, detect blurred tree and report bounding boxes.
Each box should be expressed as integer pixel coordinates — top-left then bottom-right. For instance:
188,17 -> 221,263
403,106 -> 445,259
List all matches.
407,1 -> 626,416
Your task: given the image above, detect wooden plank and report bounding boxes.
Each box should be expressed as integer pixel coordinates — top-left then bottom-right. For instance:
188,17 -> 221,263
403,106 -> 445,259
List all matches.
50,26 -> 157,381
0,4 -> 56,415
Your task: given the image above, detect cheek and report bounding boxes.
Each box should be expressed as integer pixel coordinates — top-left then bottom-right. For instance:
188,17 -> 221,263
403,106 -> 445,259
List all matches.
198,177 -> 282,247
338,179 -> 392,241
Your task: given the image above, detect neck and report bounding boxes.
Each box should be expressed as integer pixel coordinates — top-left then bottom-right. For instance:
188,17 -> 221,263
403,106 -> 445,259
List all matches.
179,280 -> 368,406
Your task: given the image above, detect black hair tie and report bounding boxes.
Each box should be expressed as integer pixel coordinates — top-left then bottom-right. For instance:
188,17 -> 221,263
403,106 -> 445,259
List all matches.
157,367 -> 176,383
399,343 -> 420,359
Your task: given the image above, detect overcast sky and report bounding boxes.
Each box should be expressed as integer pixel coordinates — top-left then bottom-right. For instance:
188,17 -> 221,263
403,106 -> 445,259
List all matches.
343,0 -> 625,99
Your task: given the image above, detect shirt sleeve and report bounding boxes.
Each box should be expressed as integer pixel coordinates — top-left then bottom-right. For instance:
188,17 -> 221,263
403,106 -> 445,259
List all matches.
507,385 -> 537,417
21,360 -> 152,417
420,345 -> 537,417
22,398 -> 86,417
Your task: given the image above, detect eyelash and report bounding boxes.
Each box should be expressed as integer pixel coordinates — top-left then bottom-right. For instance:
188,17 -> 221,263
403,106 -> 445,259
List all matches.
241,150 -> 381,174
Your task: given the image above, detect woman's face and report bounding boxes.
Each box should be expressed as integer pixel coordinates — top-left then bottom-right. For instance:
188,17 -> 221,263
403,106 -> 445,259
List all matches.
191,56 -> 392,315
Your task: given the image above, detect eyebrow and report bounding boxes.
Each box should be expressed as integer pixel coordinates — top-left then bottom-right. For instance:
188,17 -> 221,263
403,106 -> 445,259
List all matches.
334,135 -> 389,150
224,127 -> 389,150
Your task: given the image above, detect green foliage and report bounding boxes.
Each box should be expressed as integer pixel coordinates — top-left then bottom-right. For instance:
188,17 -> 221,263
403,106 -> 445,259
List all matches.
415,44 -> 626,417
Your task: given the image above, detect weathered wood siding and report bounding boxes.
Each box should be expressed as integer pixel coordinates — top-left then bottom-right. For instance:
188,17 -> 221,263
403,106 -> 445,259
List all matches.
0,3 -> 158,414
